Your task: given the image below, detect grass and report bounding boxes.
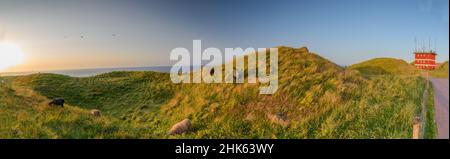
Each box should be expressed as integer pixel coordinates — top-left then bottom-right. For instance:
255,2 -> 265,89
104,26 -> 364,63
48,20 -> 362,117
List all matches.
348,58 -> 419,76
431,61 -> 449,79
0,77 -> 149,138
153,47 -> 426,138
424,81 -> 437,139
19,71 -> 176,120
0,47 -> 429,139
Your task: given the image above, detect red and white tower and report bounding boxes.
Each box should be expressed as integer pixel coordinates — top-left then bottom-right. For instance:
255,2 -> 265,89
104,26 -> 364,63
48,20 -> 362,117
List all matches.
414,51 -> 437,70
414,38 -> 437,70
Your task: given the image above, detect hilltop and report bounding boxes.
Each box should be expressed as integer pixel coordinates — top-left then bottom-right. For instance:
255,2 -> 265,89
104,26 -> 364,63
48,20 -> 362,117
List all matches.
348,58 -> 419,76
1,47 -> 426,138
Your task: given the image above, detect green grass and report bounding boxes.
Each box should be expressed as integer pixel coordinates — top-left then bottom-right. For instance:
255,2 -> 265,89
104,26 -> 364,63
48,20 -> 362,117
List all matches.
431,61 -> 449,79
348,58 -> 419,76
424,82 -> 437,139
19,71 -> 176,120
148,48 -> 426,139
0,78 -> 152,138
0,47 -> 428,139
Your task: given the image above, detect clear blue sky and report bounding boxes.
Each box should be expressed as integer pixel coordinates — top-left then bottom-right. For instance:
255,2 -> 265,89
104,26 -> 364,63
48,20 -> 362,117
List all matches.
0,0 -> 448,71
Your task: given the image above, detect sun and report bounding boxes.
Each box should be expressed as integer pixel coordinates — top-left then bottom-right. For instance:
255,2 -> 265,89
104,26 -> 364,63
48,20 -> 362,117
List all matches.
0,42 -> 25,71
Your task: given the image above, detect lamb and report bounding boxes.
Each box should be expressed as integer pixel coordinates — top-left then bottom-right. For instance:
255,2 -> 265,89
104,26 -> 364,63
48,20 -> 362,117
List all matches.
90,109 -> 101,117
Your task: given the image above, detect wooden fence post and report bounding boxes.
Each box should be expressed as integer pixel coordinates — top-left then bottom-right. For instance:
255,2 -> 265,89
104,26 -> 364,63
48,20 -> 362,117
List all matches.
413,117 -> 421,139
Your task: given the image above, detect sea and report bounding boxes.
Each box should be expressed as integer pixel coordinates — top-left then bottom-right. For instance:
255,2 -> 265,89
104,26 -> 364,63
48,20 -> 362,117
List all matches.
0,66 -> 175,77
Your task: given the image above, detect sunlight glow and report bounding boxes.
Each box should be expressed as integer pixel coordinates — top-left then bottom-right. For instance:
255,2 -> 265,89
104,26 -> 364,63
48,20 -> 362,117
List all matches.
0,42 -> 25,71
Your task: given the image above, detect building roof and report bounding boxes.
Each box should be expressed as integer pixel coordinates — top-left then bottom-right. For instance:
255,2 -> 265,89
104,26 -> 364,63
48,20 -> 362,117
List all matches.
414,51 -> 437,55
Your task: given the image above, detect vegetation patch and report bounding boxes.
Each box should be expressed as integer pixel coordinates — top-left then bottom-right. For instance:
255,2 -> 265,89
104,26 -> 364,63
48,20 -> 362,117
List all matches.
1,47 -> 428,139
424,82 -> 437,139
431,61 -> 449,79
348,58 -> 419,76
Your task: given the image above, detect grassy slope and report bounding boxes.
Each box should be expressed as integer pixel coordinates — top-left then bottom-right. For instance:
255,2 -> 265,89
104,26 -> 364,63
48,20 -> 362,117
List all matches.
155,47 -> 426,138
23,71 -> 176,121
1,47 -> 427,138
0,77 -> 152,138
431,61 -> 449,79
348,58 -> 419,76
346,57 -> 437,138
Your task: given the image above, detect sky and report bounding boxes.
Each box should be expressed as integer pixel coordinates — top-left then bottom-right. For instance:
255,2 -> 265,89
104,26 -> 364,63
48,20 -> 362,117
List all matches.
0,0 -> 448,72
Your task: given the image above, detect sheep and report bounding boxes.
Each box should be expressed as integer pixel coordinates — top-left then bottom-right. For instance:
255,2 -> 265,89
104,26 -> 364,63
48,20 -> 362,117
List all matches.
169,119 -> 192,135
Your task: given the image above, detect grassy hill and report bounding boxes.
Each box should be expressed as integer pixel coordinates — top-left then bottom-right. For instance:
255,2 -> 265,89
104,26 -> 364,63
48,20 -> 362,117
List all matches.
153,47 -> 425,138
20,71 -> 176,120
348,58 -> 419,76
431,61 -> 449,78
0,47 -> 427,139
0,77 -> 152,138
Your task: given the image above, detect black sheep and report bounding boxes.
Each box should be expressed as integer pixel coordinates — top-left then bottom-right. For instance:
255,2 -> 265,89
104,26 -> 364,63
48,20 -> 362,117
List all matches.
48,98 -> 65,108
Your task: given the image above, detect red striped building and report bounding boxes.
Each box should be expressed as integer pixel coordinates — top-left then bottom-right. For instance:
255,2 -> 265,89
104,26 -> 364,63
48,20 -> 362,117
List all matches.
414,51 -> 437,70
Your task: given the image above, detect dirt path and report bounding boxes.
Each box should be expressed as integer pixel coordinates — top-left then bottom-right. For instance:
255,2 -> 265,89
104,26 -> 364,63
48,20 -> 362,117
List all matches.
430,78 -> 449,139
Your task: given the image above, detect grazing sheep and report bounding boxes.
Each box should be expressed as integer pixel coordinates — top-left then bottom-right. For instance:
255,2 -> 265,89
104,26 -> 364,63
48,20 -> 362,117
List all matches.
90,109 -> 101,117
169,119 -> 192,135
210,68 -> 215,76
48,98 -> 65,108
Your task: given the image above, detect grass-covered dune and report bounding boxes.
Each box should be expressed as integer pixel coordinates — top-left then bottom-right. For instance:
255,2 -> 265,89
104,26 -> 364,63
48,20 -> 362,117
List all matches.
155,47 -> 425,138
348,58 -> 419,76
431,61 -> 449,78
1,47 -> 427,138
0,77 -> 152,138
21,71 -> 176,120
